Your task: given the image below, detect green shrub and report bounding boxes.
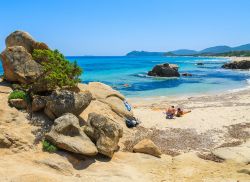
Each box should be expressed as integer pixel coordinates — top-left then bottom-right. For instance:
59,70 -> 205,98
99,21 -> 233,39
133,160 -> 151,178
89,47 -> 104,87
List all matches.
8,90 -> 28,101
42,140 -> 57,153
32,49 -> 82,90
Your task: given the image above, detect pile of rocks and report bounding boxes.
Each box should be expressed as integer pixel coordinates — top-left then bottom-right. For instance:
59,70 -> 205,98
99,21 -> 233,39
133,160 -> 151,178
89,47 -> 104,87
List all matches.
222,60 -> 250,70
148,63 -> 180,77
0,31 -> 134,158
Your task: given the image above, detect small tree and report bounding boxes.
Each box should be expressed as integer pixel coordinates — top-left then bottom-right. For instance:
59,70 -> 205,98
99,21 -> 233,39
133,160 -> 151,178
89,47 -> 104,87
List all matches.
32,49 -> 82,90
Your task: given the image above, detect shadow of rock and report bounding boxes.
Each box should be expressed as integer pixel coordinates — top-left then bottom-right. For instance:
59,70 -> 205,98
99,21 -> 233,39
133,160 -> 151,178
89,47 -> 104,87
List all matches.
56,150 -> 112,170
27,111 -> 54,144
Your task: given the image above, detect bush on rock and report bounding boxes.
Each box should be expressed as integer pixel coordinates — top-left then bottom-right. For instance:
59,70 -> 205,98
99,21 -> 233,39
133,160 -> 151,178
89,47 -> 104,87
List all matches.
42,140 -> 57,153
8,90 -> 29,101
31,49 -> 82,91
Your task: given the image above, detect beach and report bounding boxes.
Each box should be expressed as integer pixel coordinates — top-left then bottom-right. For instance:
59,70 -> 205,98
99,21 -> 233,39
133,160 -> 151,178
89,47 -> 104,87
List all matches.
1,77 -> 250,181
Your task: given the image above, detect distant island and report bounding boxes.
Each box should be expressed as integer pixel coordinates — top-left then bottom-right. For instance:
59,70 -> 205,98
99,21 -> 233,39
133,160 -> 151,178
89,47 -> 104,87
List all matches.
126,43 -> 250,57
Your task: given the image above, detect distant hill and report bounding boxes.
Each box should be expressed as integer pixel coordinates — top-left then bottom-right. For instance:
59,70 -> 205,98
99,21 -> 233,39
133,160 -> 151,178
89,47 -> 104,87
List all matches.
126,51 -> 165,56
170,49 -> 198,55
232,44 -> 250,51
199,46 -> 232,54
126,43 -> 250,56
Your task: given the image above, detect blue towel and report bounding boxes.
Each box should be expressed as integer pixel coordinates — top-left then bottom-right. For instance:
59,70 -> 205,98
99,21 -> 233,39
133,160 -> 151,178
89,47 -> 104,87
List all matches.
124,100 -> 132,111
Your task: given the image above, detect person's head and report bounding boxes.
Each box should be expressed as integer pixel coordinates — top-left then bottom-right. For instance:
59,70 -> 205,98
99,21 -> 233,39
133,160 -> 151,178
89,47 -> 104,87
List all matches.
171,106 -> 174,108
177,108 -> 181,111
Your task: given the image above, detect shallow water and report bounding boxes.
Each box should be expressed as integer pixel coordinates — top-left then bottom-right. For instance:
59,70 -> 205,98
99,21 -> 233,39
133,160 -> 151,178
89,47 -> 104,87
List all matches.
67,56 -> 250,97
1,56 -> 250,98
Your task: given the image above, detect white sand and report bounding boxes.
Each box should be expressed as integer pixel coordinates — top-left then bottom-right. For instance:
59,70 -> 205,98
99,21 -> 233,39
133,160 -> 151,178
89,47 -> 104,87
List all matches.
130,89 -> 250,133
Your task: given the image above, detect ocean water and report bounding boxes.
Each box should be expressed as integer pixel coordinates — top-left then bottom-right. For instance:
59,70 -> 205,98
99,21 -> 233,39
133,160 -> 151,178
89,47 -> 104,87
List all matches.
67,56 -> 250,98
1,56 -> 250,98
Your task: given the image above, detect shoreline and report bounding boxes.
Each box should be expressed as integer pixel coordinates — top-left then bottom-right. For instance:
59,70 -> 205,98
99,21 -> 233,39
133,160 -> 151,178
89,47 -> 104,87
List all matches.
128,80 -> 250,105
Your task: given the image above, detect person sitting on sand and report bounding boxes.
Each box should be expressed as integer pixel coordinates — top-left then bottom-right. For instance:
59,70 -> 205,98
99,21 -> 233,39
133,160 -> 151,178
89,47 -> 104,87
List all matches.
176,108 -> 191,117
166,106 -> 176,119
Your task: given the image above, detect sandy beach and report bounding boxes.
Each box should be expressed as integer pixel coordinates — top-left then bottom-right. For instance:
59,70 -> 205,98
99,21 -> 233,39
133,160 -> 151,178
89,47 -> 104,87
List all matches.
228,56 -> 250,62
1,76 -> 250,181
127,86 -> 250,154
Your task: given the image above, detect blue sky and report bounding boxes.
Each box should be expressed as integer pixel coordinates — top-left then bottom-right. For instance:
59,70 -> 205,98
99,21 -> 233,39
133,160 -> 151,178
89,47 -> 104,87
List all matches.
1,0 -> 250,56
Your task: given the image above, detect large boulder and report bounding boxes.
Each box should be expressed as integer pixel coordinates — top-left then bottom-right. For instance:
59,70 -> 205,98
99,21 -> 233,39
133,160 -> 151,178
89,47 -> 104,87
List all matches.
148,63 -> 180,77
86,82 -> 125,100
104,96 -> 133,119
1,46 -> 43,83
45,113 -> 98,156
222,60 -> 250,70
80,82 -> 133,120
133,139 -> 162,158
44,90 -> 92,119
5,30 -> 49,53
84,113 -> 123,158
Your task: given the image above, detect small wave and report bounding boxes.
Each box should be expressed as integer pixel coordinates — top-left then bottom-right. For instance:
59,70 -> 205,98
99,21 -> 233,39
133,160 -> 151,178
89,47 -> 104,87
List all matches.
137,73 -> 150,78
227,79 -> 250,93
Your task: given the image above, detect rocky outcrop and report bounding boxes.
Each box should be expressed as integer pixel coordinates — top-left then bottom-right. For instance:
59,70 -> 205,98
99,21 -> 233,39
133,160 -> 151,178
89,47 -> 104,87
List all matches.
84,113 -> 123,158
44,90 -> 92,119
222,60 -> 250,70
45,113 -> 98,156
5,30 -> 49,54
148,63 -> 180,77
9,98 -> 27,110
133,139 -> 161,157
1,46 -> 43,83
80,82 -> 134,126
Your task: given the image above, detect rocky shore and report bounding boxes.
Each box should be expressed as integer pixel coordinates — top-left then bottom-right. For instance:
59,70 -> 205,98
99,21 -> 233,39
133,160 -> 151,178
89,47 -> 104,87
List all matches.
0,31 -> 250,181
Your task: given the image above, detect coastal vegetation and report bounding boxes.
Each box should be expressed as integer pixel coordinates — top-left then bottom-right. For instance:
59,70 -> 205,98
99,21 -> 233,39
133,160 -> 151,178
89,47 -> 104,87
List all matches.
214,51 -> 250,57
1,31 -> 135,159
32,49 -> 82,90
42,140 -> 57,153
8,90 -> 29,101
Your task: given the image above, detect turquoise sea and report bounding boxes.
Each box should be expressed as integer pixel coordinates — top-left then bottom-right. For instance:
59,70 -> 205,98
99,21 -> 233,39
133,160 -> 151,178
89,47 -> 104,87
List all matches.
1,56 -> 250,98
69,56 -> 250,98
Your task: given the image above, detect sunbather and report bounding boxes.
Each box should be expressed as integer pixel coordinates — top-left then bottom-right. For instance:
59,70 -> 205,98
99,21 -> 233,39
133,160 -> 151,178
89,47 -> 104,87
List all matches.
176,108 -> 191,117
166,106 -> 176,119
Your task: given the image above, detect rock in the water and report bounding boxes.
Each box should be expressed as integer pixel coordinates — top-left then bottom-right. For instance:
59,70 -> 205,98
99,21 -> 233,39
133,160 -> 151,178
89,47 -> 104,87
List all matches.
5,30 -> 49,53
84,113 -> 123,158
32,95 -> 46,112
1,46 -> 43,83
222,60 -> 250,70
196,62 -> 204,66
133,139 -> 161,157
45,113 -> 98,156
182,73 -> 192,76
9,99 -> 27,110
212,140 -> 250,163
148,63 -> 180,77
44,90 -> 92,119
